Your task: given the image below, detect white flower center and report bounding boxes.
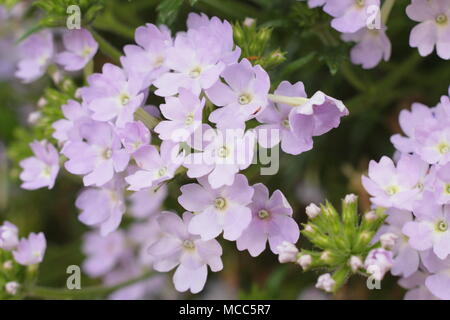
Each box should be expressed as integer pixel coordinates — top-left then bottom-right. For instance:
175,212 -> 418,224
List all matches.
154,56 -> 165,67
217,146 -> 230,158
189,66 -> 202,78
436,14 -> 448,25
185,112 -> 195,126
436,220 -> 448,232
182,239 -> 195,250
355,0 -> 364,7
258,209 -> 270,220
214,197 -> 227,210
81,46 -> 92,58
157,166 -> 167,178
103,148 -> 113,160
385,185 -> 399,196
239,93 -> 252,105
282,119 -> 290,129
119,93 -> 130,106
438,142 -> 450,155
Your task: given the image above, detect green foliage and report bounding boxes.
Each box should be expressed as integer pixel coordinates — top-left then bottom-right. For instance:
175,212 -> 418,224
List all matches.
299,197 -> 387,293
233,21 -> 286,70
0,250 -> 36,300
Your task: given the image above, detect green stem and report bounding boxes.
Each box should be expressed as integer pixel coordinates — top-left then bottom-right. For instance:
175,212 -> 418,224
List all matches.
93,11 -> 135,40
135,108 -> 160,130
381,0 -> 396,25
88,28 -> 122,64
83,60 -> 94,84
26,271 -> 153,300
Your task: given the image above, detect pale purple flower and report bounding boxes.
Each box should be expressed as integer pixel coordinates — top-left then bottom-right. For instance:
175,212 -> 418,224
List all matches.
391,103 -> 436,153
362,154 -> 428,210
13,232 -> 46,266
429,163 -> 450,204
52,99 -> 91,146
398,271 -> 439,300
129,185 -> 167,219
153,28 -> 226,97
301,0 -> 328,8
0,221 -> 19,251
63,121 -> 130,187
183,127 -> 256,189
206,59 -> 270,129
420,249 -> 450,300
128,215 -> 163,267
56,28 -> 98,71
324,0 -> 380,33
406,0 -> 450,59
121,23 -> 172,89
155,88 -> 205,142
178,174 -> 254,241
19,140 -> 59,190
341,26 -> 391,69
375,208 -> 420,277
186,13 -> 241,65
289,90 -> 349,139
418,127 -> 450,165
403,195 -> 450,259
76,176 -> 126,236
125,141 -> 184,191
15,30 -> 53,83
117,121 -> 151,154
5,281 -> 20,295
81,63 -> 144,127
82,230 -> 127,277
148,212 -> 223,294
364,248 -> 393,281
256,81 -> 312,155
236,183 -> 299,257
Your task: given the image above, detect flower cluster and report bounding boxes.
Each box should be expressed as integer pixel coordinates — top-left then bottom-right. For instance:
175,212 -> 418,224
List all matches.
276,195 -> 389,293
16,12 -> 349,294
0,221 -> 47,299
303,0 -> 450,69
363,86 -> 450,300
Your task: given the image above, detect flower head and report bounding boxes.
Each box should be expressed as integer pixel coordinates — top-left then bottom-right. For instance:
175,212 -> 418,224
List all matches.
13,232 -> 46,266
0,221 -> 19,251
56,28 -> 98,71
19,140 -> 59,190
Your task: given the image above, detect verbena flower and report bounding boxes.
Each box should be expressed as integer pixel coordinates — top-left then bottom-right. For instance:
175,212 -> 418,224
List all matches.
0,221 -> 19,251
206,59 -> 270,129
15,30 -> 53,83
125,141 -> 183,191
81,64 -> 145,128
178,174 -> 254,241
64,121 -> 130,187
19,140 -> 59,190
117,121 -> 151,155
341,26 -> 391,69
324,0 -> 381,33
148,212 -> 223,294
121,24 -> 172,89
13,232 -> 46,266
154,88 -> 205,142
76,176 -> 126,236
56,28 -> 98,71
236,183 -> 299,257
406,0 -> 450,59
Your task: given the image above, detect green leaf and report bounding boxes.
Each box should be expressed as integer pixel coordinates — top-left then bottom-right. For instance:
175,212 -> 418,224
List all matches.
157,0 -> 184,25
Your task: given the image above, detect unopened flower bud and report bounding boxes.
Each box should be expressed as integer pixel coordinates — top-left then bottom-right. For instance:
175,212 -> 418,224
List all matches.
364,248 -> 393,281
297,254 -> 312,270
380,233 -> 398,250
37,97 -> 47,108
0,221 -> 19,251
5,281 -> 20,295
364,211 -> 377,222
320,251 -> 331,263
3,260 -> 13,270
315,273 -> 335,293
349,256 -> 363,272
28,111 -> 42,125
344,194 -> 357,204
243,17 -> 255,27
306,203 -> 321,219
277,241 -> 299,263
